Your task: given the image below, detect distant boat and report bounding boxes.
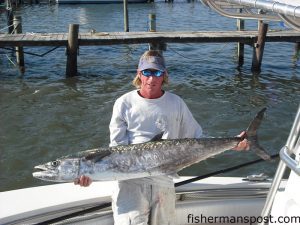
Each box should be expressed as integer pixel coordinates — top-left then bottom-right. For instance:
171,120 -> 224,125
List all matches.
56,0 -> 148,3
201,0 -> 300,31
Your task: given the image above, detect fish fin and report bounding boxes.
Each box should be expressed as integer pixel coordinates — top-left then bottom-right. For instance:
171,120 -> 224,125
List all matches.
246,108 -> 266,136
84,150 -> 112,162
150,132 -> 164,142
246,108 -> 271,161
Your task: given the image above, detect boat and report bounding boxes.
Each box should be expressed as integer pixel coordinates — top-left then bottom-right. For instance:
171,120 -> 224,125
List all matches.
0,176 -> 283,225
200,0 -> 300,31
56,0 -> 148,4
1,105 -> 299,225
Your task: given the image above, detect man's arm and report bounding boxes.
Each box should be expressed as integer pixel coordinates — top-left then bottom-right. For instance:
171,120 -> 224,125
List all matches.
75,98 -> 129,187
109,98 -> 129,147
179,99 -> 203,138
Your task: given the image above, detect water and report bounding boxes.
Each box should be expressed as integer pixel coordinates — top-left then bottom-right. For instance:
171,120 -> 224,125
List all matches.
0,1 -> 299,192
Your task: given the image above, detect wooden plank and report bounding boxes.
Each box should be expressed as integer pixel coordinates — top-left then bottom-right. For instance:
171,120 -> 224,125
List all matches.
12,34 -> 23,41
19,34 -> 26,41
57,33 -> 66,41
30,34 -> 38,41
34,34 -> 44,41
80,31 -> 257,46
0,30 -> 299,47
21,34 -> 33,41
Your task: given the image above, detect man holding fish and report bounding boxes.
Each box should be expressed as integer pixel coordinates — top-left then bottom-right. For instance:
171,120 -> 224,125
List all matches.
74,50 -> 249,225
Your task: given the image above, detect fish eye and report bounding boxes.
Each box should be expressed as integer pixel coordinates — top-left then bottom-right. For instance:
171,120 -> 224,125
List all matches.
51,160 -> 60,167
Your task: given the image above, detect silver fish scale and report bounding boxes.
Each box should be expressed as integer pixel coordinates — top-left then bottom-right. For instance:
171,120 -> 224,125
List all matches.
93,137 -> 241,174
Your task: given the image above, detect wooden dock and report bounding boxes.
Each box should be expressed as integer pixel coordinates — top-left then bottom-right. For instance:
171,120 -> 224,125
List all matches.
1,27 -> 299,76
0,30 -> 299,47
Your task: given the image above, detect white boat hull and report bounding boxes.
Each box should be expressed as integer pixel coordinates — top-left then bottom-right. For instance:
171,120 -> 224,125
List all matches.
0,177 -> 278,225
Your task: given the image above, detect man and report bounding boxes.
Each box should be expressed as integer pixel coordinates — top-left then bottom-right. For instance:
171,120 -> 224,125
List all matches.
75,50 -> 248,225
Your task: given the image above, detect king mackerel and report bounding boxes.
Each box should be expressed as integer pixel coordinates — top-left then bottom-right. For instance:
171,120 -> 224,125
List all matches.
33,108 -> 271,182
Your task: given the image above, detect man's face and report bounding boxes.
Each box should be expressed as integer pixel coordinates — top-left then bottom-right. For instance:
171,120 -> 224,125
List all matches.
138,69 -> 164,95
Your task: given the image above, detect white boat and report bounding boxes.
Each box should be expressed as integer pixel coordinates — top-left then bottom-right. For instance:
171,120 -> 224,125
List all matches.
201,0 -> 300,31
1,106 -> 299,225
0,176 -> 282,225
56,0 -> 147,4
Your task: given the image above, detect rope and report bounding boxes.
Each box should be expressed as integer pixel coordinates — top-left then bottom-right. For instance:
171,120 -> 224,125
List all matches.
0,46 -> 61,57
5,54 -> 17,67
0,24 -> 14,32
168,43 -> 230,62
175,153 -> 279,187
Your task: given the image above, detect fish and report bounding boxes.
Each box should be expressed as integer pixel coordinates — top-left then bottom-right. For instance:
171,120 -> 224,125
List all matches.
33,108 -> 270,182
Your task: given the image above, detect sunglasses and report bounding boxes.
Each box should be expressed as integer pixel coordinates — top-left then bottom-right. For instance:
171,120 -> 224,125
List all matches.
141,70 -> 164,77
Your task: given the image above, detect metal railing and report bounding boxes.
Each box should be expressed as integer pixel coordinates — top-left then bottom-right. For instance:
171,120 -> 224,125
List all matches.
201,0 -> 300,31
258,105 -> 300,225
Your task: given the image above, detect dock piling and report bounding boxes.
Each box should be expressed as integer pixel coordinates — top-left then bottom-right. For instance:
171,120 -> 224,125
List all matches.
148,14 -> 156,51
149,13 -> 156,32
148,14 -> 166,52
251,22 -> 268,72
66,24 -> 79,77
13,16 -> 25,73
237,9 -> 245,67
7,9 -> 14,34
295,42 -> 300,58
123,0 -> 129,32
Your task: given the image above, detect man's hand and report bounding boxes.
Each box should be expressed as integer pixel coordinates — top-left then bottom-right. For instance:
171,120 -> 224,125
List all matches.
74,175 -> 93,187
233,131 -> 250,151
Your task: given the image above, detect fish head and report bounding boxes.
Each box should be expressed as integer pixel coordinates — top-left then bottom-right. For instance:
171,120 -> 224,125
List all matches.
33,158 -> 80,182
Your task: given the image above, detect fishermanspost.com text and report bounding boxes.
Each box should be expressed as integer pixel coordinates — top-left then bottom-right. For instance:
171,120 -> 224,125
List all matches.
186,213 -> 300,224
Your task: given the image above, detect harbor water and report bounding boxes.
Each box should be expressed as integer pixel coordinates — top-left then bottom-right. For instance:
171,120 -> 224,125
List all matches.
0,1 -> 299,192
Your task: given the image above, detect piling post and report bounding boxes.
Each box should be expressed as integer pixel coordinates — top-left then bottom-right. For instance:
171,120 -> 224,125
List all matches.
149,13 -> 156,32
66,24 -> 79,77
295,42 -> 300,58
237,9 -> 245,67
13,16 -> 25,73
251,22 -> 268,72
123,0 -> 129,32
7,8 -> 14,34
148,14 -> 156,51
148,14 -> 166,52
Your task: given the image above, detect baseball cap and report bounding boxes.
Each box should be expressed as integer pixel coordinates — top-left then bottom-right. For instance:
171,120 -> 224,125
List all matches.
138,56 -> 166,71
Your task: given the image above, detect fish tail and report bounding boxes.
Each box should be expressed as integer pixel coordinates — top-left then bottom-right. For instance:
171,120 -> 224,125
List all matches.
246,108 -> 271,160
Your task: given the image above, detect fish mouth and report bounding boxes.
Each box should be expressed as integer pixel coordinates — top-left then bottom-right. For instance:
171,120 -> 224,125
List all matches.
33,165 -> 52,174
32,165 -> 58,181
34,165 -> 47,172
